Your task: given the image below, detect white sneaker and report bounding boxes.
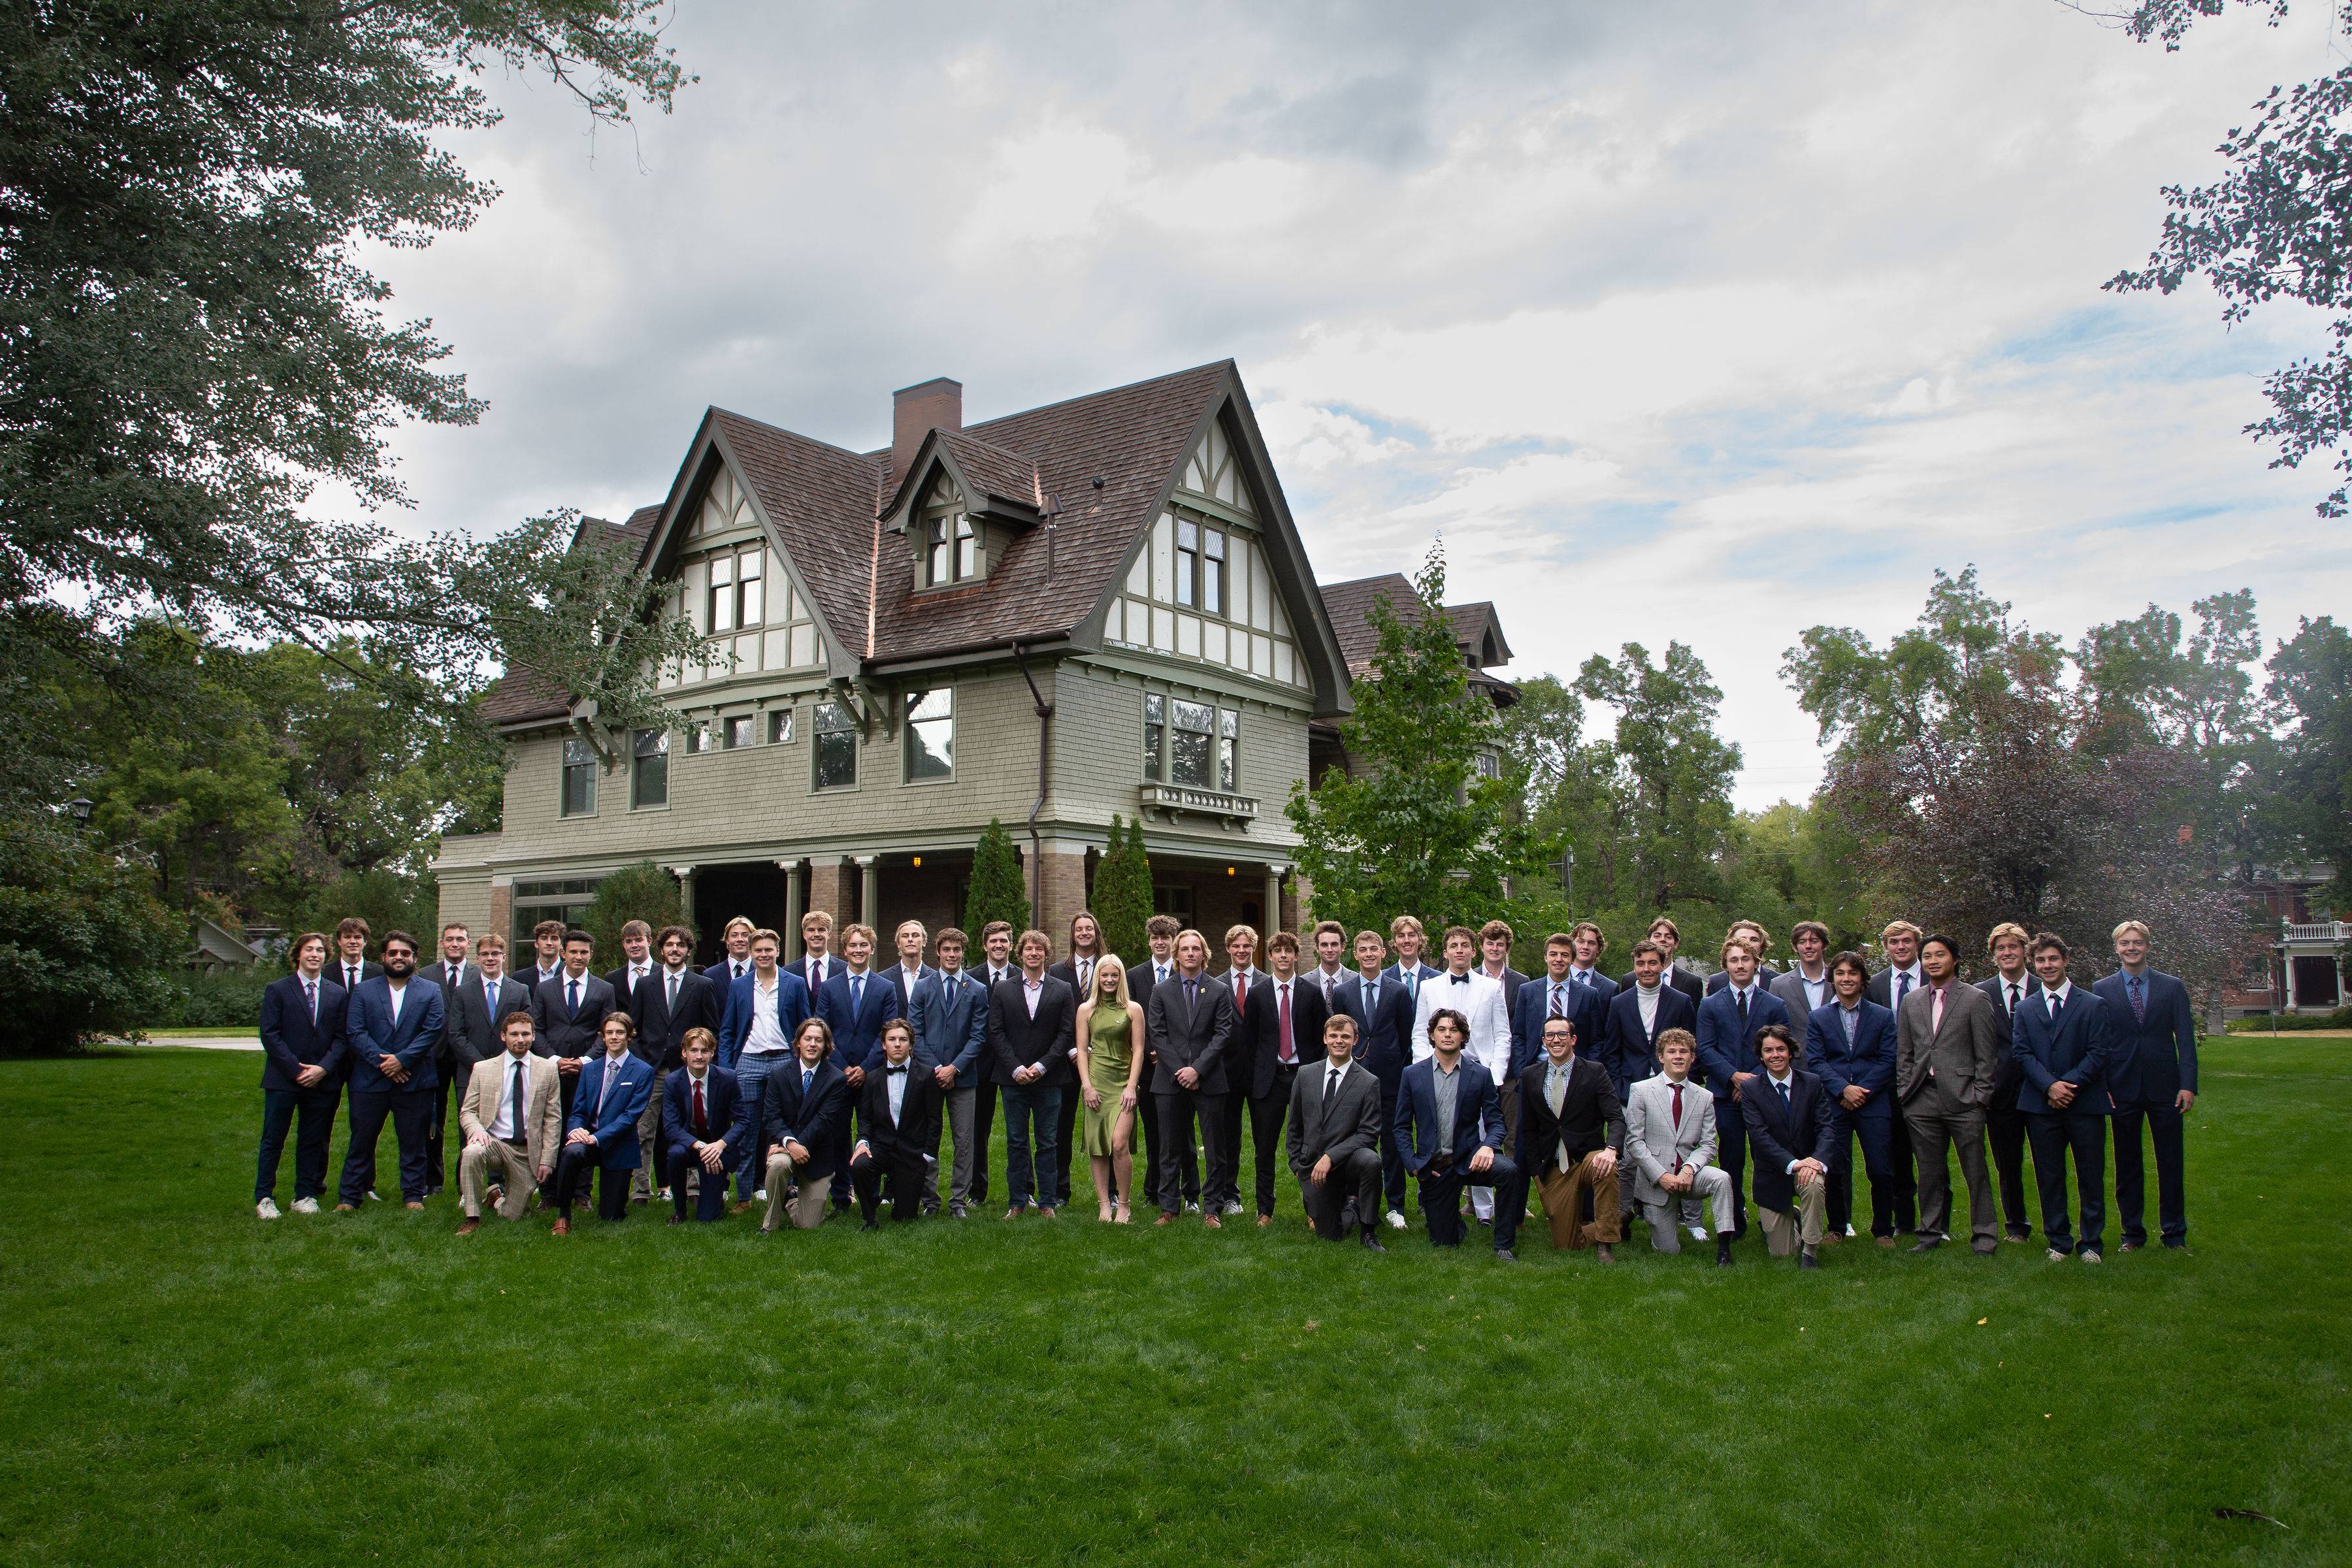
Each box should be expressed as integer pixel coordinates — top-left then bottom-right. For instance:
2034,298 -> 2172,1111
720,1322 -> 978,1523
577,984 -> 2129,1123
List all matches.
256,1198 -> 281,1220
1384,1209 -> 1407,1230
366,1189 -> 382,1203
1843,1223 -> 1856,1237
755,1189 -> 768,1202
1687,1224 -> 1710,1243
290,1198 -> 319,1215
1220,1200 -> 1243,1217
2079,1249 -> 2102,1264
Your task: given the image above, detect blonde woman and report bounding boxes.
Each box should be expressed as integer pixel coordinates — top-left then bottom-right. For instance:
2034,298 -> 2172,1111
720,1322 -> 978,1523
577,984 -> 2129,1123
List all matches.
1075,954 -> 1146,1222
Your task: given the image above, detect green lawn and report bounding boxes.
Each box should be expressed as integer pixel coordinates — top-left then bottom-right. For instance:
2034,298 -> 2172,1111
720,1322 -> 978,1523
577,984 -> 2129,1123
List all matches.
1,1041 -> 2345,1567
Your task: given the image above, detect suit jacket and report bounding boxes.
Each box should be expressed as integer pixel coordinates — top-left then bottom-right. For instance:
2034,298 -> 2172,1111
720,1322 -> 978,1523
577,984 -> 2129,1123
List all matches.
760,1053 -> 848,1178
855,1060 -> 943,1165
1805,999 -> 1897,1114
1508,975 -> 1610,1081
629,966 -> 723,1071
1235,975 -> 1330,1099
1769,968 -> 1834,1032
1599,983 -> 1698,1097
1394,1056 -> 1502,1173
459,1052 -> 564,1172
1867,965 -> 1927,1010
817,969 -> 902,1071
1286,1058 -> 1384,1178
1618,966 -> 1705,1006
1411,970 -> 1512,1084
1693,984 -> 1793,1101
987,973 -> 1079,1088
1332,973 -> 1414,1092
329,958 -> 383,998
447,973 -> 532,1080
258,973 -> 348,1091
1976,972 -> 2042,1112
2091,968 -> 2198,1104
1567,968 -> 1619,1005
784,953 -> 843,995
706,956 -> 760,992
715,968 -> 813,1070
1144,971 -> 1239,1095
909,968 -> 990,1077
1513,1053 -> 1624,1173
2010,983 -> 2115,1117
345,976 -> 444,1094
531,972 -> 615,1062
660,1065 -> 747,1164
1623,1073 -> 1717,1204
1740,1068 -> 1837,1213
1484,964 -> 1530,1017
1896,980 -> 2003,1110
603,962 -> 659,1015
566,1051 -> 657,1168
420,958 -> 472,1060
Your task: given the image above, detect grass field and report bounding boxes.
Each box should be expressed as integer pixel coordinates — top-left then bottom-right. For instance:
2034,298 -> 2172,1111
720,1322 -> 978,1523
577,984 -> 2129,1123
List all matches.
2,1041 -> 2346,1567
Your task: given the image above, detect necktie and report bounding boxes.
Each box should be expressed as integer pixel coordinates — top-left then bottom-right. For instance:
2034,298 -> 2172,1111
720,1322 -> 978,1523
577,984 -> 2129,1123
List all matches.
1321,972 -> 1335,1004
1897,972 -> 1912,1005
1184,978 -> 1198,1009
1235,973 -> 1247,1009
485,980 -> 497,1021
851,975 -> 864,1015
567,978 -> 580,1019
692,1075 -> 708,1137
1777,1079 -> 1791,1107
2008,982 -> 2021,1016
595,1058 -> 618,1117
2129,975 -> 2146,1023
1404,970 -> 1417,1002
510,1059 -> 526,1137
1079,958 -> 1092,990
1278,983 -> 1293,1064
1735,988 -> 1749,1037
668,972 -> 679,1010
1931,985 -> 1946,1032
347,965 -> 359,991
1670,1083 -> 1684,1171
802,1065 -> 813,1095
304,981 -> 317,1022
1549,984 -> 1565,1019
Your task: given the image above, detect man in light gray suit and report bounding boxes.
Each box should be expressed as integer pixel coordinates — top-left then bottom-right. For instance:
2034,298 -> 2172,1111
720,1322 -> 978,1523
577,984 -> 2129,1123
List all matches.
1895,932 -> 2004,1254
1286,1013 -> 1387,1250
1769,920 -> 1835,1033
1625,1027 -> 1736,1264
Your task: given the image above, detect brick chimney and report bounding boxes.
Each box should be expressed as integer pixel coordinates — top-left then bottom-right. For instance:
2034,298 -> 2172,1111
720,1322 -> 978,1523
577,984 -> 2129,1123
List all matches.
892,376 -> 962,488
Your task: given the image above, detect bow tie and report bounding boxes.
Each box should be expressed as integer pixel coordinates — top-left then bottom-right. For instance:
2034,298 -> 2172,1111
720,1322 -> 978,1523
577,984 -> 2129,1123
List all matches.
1450,974 -> 1470,985
886,1064 -> 909,1075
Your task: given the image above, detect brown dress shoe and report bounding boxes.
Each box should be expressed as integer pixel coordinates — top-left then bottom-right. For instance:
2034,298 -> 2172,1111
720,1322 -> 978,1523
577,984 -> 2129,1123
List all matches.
1876,1234 -> 1897,1249
1256,1215 -> 1273,1228
1595,1243 -> 1616,1264
550,1217 -> 571,1236
1154,1213 -> 1174,1226
728,1200 -> 754,1216
404,1201 -> 425,1211
456,1218 -> 482,1236
1203,1213 -> 1222,1230
333,1203 -> 357,1213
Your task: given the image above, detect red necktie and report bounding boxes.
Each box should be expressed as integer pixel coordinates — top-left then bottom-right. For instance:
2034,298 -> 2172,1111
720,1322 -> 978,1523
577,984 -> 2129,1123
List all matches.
1671,1083 -> 1684,1172
1235,974 -> 1247,1010
693,1077 -> 708,1137
1278,983 -> 1293,1064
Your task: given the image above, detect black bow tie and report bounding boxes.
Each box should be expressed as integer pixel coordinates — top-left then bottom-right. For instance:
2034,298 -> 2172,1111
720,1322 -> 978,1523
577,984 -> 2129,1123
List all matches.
1450,974 -> 1470,984
887,1064 -> 909,1075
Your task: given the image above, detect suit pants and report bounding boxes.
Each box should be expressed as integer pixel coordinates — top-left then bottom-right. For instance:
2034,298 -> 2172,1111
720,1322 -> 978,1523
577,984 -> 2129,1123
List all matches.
1826,1103 -> 1899,1237
1053,1082 -> 1081,1217
554,1144 -> 630,1221
851,1147 -> 928,1224
1000,1081 -> 1064,1210
761,1152 -> 834,1230
1297,1147 -> 1382,1239
934,1082 -> 977,1206
255,1085 -> 340,1203
1414,1154 -> 1525,1252
631,1071 -> 668,1199
1213,1088 -> 1247,1209
1987,1093 -> 2034,1236
426,1061 -> 455,1192
969,1080 -> 996,1205
1156,1087 -> 1224,1217
460,1138 -> 538,1220
2025,1107 -> 2108,1254
826,1091 -> 857,1208
1247,1065 -> 1299,1217
338,1088 -> 433,1206
1886,1087 -> 1918,1230
2112,1098 -> 2187,1245
1138,1083 -> 1166,1207
1637,1166 -> 1733,1250
730,1053 -> 789,1202
1535,1155 -> 1622,1250
1904,1092 -> 1996,1243
1376,1084 -> 1406,1215
1756,1178 -> 1827,1256
666,1141 -> 730,1220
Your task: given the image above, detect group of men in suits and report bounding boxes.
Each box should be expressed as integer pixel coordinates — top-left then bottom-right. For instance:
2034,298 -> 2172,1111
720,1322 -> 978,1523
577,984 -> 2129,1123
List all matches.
253,906 -> 2203,1267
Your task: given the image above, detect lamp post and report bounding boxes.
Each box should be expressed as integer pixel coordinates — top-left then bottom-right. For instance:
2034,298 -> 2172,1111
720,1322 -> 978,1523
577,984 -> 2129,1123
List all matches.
67,796 -> 92,838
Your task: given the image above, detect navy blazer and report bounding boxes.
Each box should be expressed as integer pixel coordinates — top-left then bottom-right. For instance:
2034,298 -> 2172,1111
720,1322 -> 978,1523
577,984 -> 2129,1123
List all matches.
760,1053 -> 848,1179
2091,968 -> 2198,1103
909,968 -> 990,1076
1394,1056 -> 1503,1173
259,973 -> 348,1092
706,956 -> 759,991
1599,984 -> 1698,1096
567,1052 -> 657,1168
1567,968 -> 1618,1005
1693,985 -> 1793,1101
2010,983 -> 2115,1117
817,969 -> 903,1071
661,1065 -> 747,1163
530,972 -> 614,1062
1333,973 -> 1415,1092
715,968 -> 813,1070
1509,975 -> 1610,1081
1740,1068 -> 1838,1213
1233,975 -> 1330,1099
629,967 -> 724,1071
1805,1000 -> 1897,1111
344,976 -> 444,1095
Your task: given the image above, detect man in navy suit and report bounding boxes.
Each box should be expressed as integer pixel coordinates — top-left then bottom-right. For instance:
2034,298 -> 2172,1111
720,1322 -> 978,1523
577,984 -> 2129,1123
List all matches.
1693,934 -> 1791,1240
660,1028 -> 743,1223
1741,1023 -> 1837,1267
2014,931 -> 2117,1262
329,916 -> 381,999
1806,950 -> 1899,1245
1509,933 -> 1610,1087
1335,927 -> 1416,1230
911,926 -> 989,1216
1394,1008 -> 1526,1258
1381,915 -> 1443,1011
255,932 -> 347,1218
1565,921 -> 1617,1002
2093,921 -> 2198,1250
706,915 -> 757,989
630,924 -> 721,1200
1601,938 -> 1698,1235
1977,923 -> 2042,1243
817,923 -> 898,1211
335,931 -> 444,1211
761,1018 -> 848,1232
717,930 -> 812,1208
1618,917 -> 1705,1005
784,909 -> 837,994
550,1012 -> 656,1232
530,930 -> 613,1121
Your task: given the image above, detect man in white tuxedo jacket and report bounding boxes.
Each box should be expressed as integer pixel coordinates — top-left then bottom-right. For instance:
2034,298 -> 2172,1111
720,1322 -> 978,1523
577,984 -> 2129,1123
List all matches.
1624,1028 -> 1736,1264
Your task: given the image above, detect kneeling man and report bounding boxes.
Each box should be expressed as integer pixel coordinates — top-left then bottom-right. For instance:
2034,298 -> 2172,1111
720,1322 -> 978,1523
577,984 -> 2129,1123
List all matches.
551,1013 -> 656,1235
457,1010 -> 563,1230
1395,1009 -> 1527,1260
1740,1024 -> 1835,1267
849,1020 -> 943,1229
1286,1013 -> 1386,1250
762,1019 -> 849,1232
661,1026 -> 743,1223
1625,1028 -> 1736,1264
1515,1015 -> 1623,1261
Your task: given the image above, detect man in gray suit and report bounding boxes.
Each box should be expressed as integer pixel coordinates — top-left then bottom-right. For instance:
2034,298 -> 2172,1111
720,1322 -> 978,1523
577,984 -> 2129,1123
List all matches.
1769,920 -> 1835,1028
1286,1013 -> 1387,1250
1145,928 -> 1239,1228
1624,1027 -> 1735,1264
1895,932 -> 2004,1254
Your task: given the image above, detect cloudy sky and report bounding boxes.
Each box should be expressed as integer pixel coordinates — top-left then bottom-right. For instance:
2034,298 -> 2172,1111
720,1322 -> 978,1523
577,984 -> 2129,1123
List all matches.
355,1 -> 2352,808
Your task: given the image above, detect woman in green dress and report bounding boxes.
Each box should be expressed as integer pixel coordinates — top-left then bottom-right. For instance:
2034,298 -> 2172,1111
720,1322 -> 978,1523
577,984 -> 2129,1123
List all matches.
1075,953 -> 1146,1222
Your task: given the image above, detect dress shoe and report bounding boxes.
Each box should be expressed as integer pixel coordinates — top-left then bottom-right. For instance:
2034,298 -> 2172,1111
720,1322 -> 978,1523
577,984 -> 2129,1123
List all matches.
2119,1239 -> 2144,1252
1908,1237 -> 1942,1254
404,1201 -> 425,1211
1494,1248 -> 1516,1262
487,1184 -> 504,1207
1203,1213 -> 1222,1230
1799,1249 -> 1820,1269
550,1218 -> 570,1236
1874,1234 -> 1897,1249
729,1200 -> 754,1216
1256,1215 -> 1272,1228
1154,1212 -> 1174,1226
1360,1232 -> 1387,1253
455,1218 -> 481,1235
1819,1231 -> 1842,1246
1004,1207 -> 1023,1221
667,1215 -> 687,1226
859,1220 -> 880,1232
1039,1207 -> 1057,1220
1972,1237 -> 1998,1255
2079,1248 -> 2102,1264
949,1201 -> 968,1219
333,1203 -> 357,1213
2163,1237 -> 2188,1250
2004,1228 -> 2031,1243
1716,1238 -> 1735,1267
1595,1244 -> 1616,1265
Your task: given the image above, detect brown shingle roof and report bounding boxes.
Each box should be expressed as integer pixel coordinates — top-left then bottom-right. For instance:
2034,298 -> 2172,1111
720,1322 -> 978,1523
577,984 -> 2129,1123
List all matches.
1320,574 -> 1510,677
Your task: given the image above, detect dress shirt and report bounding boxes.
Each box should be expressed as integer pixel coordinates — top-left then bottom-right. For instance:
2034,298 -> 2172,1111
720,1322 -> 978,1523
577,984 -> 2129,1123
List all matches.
1766,1070 -> 1799,1171
624,960 -> 653,995
1839,1001 -> 1859,1045
2000,974 -> 2027,1015
898,967 -> 924,1007
1795,967 -> 1829,1012
885,1060 -> 909,1122
489,1054 -> 528,1140
301,977 -> 320,1021
806,955 -> 829,990
662,966 -> 689,1007
1543,978 -> 1572,1019
1729,983 -> 1757,1032
1568,965 -> 1599,988
1886,964 -> 1921,1003
342,961 -> 367,992
1023,975 -> 1043,1019
595,1050 -> 627,1116
1323,1058 -> 1350,1100
1431,1058 -> 1461,1156
444,960 -> 467,990
1315,966 -> 1345,1004
743,976 -> 789,1055
726,958 -> 753,984
2044,978 -> 2074,1017
1151,962 -> 1172,987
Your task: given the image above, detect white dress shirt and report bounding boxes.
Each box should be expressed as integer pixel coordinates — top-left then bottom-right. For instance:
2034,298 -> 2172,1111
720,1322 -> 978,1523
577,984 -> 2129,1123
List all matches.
488,1053 -> 529,1140
1410,969 -> 1511,1083
743,977 -> 789,1055
2044,978 -> 2074,1016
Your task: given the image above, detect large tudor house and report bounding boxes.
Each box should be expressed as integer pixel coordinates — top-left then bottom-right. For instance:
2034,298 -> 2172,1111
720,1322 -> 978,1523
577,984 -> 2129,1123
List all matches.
435,362 -> 1514,962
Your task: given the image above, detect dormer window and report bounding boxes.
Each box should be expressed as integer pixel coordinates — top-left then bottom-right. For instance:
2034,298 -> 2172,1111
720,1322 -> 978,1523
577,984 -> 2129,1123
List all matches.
707,547 -> 763,632
915,470 -> 986,589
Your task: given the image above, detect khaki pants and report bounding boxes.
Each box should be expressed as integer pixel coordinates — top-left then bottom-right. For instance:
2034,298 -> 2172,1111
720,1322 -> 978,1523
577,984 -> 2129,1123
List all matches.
762,1152 -> 834,1232
1757,1174 -> 1827,1255
1535,1154 -> 1622,1250
459,1139 -> 538,1220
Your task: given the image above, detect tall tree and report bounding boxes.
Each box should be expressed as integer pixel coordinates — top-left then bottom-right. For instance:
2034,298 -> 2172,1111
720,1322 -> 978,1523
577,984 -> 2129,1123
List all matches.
1092,816 -> 1154,966
2262,615 -> 2352,906
1573,640 -> 1742,913
0,818 -> 180,1054
965,819 -> 1031,937
583,859 -> 685,962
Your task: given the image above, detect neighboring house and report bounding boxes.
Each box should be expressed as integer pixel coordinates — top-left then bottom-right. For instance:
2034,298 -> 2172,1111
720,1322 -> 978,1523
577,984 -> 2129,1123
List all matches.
436,361 -> 1511,962
1311,573 -> 1519,789
186,916 -> 263,972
